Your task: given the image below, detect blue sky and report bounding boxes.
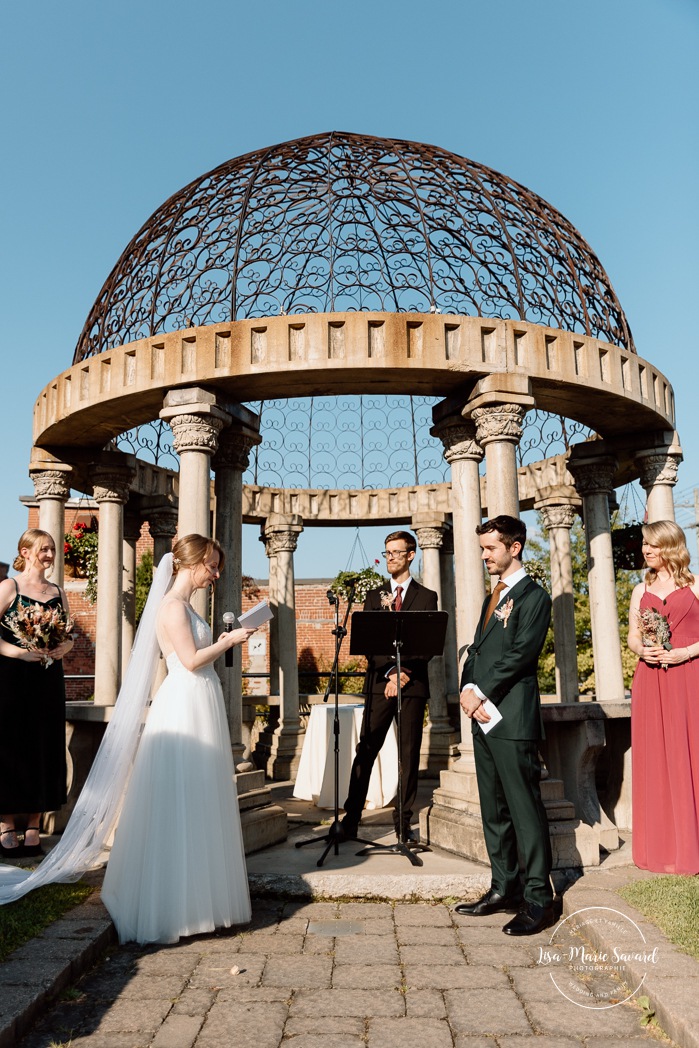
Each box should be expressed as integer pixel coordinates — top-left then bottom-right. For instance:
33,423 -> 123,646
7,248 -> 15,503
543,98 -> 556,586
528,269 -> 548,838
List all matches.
1,0 -> 697,578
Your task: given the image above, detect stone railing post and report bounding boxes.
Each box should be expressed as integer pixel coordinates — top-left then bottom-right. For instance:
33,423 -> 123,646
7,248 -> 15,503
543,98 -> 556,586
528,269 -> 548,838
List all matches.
29,456 -> 72,589
92,453 -> 136,706
538,501 -> 580,703
260,513 -> 305,778
212,408 -> 261,765
161,388 -> 230,618
568,449 -> 625,702
635,439 -> 683,523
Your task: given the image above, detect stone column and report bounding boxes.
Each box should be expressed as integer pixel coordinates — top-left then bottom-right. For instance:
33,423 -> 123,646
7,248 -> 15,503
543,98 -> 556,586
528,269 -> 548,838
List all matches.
212,409 -> 261,766
259,514 -> 305,779
263,534 -> 281,696
161,388 -> 230,618
635,441 -> 683,523
431,412 -> 486,674
439,524 -> 459,699
29,459 -> 72,588
92,455 -> 136,706
538,501 -> 580,703
468,406 -> 532,520
413,516 -> 458,773
147,504 -> 178,567
568,450 -> 625,702
121,510 -> 141,677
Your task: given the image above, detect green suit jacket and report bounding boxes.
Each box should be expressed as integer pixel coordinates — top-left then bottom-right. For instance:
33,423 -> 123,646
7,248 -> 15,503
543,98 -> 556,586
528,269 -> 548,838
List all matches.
460,574 -> 551,741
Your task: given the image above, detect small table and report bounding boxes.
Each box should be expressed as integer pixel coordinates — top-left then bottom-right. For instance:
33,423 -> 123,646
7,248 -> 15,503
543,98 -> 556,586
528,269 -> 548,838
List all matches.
293,703 -> 398,810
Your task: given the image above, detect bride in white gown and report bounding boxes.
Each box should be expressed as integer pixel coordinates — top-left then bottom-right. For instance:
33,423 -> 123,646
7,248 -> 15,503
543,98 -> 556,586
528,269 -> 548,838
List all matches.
101,534 -> 255,945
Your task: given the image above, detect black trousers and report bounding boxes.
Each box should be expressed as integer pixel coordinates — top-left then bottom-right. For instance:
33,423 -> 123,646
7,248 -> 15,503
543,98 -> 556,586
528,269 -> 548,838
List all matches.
343,689 -> 426,830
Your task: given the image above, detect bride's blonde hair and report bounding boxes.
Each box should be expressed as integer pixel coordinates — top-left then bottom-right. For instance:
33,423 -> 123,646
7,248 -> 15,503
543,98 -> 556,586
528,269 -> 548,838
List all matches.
642,520 -> 694,588
13,529 -> 55,572
171,534 -> 225,575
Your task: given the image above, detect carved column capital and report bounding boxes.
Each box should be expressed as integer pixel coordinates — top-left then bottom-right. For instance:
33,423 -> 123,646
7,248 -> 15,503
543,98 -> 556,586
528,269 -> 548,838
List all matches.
470,403 -> 528,447
92,462 -> 136,504
538,504 -> 579,531
213,429 -> 260,473
30,468 -> 71,501
635,448 -> 682,490
431,417 -> 483,464
165,412 -> 226,456
262,514 -> 304,557
568,455 -> 617,499
148,509 -> 178,540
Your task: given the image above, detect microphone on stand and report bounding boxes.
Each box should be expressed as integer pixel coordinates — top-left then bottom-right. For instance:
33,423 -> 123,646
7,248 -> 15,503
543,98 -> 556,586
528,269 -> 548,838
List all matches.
222,612 -> 236,668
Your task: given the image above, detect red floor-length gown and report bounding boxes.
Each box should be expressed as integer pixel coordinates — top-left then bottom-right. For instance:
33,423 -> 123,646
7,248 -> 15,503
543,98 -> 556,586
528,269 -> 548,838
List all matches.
632,587 -> 699,874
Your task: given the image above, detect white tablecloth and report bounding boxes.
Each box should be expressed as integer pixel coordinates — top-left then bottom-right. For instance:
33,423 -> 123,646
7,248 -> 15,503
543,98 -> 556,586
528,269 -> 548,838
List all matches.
293,703 -> 398,810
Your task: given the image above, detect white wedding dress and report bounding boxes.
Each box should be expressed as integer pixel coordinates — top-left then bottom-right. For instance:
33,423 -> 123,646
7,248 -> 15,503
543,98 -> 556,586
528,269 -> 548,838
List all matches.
101,603 -> 251,944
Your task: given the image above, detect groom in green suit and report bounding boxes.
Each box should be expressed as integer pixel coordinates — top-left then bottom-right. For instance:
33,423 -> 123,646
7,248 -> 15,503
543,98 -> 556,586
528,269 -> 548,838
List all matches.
455,515 -> 554,935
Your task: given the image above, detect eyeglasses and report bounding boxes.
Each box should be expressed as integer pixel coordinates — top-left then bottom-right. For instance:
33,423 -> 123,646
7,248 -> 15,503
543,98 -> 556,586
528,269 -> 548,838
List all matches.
382,549 -> 411,558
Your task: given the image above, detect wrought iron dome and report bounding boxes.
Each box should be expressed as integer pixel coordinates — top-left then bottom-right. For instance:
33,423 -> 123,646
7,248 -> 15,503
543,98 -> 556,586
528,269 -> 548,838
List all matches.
74,131 -> 634,362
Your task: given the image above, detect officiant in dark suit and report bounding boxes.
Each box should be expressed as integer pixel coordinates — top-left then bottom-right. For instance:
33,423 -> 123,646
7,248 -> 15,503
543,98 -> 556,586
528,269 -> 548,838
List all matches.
455,515 -> 554,935
340,530 -> 438,844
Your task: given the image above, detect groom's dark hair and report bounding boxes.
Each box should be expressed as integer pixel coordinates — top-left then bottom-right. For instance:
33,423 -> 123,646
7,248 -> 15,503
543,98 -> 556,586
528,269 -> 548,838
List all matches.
476,515 -> 526,554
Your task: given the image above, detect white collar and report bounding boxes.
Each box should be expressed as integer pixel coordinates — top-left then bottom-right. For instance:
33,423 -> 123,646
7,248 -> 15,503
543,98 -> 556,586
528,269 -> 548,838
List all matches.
499,566 -> 527,593
391,576 -> 412,594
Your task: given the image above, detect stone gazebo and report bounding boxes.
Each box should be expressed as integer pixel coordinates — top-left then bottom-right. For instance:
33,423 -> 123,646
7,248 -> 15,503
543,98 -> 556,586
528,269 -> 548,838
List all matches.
29,132 -> 681,864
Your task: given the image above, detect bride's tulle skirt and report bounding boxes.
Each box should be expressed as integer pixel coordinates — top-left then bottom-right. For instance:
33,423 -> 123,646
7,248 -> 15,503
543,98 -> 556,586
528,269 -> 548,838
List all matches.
102,659 -> 251,944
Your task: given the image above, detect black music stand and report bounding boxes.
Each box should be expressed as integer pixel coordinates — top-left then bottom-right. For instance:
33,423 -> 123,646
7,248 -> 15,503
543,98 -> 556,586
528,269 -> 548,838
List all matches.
349,610 -> 448,867
294,585 -> 376,866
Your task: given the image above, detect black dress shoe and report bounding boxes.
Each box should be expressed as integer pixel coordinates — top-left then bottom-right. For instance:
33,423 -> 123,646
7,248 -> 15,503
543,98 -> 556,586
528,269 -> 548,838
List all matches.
502,901 -> 555,936
338,819 -> 359,841
454,888 -> 523,916
398,828 -> 419,846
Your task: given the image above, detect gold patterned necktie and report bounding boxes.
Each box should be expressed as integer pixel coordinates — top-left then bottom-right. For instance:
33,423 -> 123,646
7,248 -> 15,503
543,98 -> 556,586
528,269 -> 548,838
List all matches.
394,585 -> 403,611
483,580 -> 507,627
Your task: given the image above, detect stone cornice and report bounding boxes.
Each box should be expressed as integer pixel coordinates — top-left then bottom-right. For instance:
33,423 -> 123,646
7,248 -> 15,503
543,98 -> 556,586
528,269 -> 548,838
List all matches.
32,314 -> 676,451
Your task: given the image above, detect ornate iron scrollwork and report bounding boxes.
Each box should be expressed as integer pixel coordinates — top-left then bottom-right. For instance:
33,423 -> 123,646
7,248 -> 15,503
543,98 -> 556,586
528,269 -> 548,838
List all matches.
75,132 -> 634,362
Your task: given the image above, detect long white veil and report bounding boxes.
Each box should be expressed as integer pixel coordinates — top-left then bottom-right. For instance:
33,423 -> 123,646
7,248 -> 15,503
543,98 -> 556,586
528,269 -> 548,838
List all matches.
0,553 -> 174,903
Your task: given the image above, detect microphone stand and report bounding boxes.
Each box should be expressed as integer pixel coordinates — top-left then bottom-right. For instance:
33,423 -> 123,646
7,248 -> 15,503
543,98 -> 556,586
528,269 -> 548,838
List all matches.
295,582 -> 374,866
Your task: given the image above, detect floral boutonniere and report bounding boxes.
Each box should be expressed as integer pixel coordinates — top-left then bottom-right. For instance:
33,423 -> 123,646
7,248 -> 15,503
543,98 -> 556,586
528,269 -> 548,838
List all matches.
493,598 -> 514,628
380,591 -> 396,610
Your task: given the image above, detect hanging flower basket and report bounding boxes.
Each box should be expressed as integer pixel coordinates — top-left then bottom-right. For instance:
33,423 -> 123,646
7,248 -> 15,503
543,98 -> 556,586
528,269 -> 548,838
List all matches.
331,565 -> 387,603
612,523 -> 645,570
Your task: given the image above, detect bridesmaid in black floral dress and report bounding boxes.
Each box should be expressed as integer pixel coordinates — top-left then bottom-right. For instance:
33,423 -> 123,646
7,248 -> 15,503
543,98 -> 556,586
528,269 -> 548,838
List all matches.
0,530 -> 73,858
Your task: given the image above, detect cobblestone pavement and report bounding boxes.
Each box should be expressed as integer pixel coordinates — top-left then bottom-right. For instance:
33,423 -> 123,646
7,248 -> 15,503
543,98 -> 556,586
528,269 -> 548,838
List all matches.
17,898 -> 678,1048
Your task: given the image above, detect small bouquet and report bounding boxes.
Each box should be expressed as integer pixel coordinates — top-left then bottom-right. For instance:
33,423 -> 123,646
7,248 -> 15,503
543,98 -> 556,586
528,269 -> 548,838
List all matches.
4,602 -> 74,668
494,598 -> 514,629
380,590 -> 397,610
638,606 -> 672,671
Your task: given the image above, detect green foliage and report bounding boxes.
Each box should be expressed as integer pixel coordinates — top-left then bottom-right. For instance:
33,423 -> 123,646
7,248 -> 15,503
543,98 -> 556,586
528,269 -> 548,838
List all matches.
0,882 -> 94,962
527,515 -> 643,695
299,657 -> 366,695
135,549 -> 154,626
64,519 -> 99,603
618,876 -> 699,960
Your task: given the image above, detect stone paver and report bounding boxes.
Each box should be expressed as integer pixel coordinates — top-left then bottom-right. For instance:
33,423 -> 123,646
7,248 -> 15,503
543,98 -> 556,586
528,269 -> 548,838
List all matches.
6,863 -> 691,1048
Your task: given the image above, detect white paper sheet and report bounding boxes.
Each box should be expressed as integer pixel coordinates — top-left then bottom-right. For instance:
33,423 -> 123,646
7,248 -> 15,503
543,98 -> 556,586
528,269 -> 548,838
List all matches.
478,698 -> 503,735
237,600 -> 274,628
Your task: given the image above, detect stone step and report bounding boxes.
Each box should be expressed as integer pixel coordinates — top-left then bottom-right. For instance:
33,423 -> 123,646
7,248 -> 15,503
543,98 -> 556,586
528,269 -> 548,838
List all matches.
241,804 -> 288,855
235,768 -> 266,793
238,786 -> 276,813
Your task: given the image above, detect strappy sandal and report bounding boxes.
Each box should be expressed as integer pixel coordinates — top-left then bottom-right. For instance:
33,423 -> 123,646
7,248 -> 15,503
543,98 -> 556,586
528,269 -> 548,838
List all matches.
0,826 -> 22,858
22,826 -> 44,858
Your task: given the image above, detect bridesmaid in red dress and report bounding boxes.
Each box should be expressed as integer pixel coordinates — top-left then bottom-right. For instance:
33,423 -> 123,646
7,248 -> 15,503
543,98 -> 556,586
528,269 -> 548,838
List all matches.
627,520 -> 699,875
